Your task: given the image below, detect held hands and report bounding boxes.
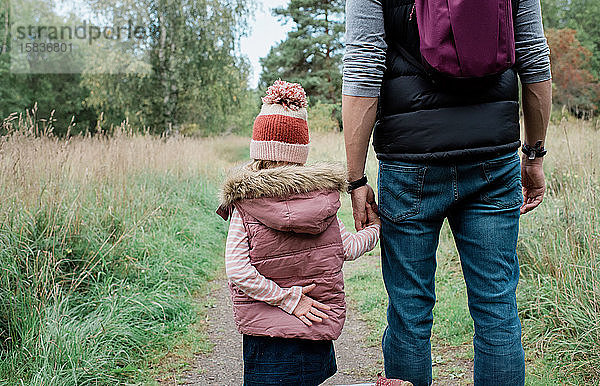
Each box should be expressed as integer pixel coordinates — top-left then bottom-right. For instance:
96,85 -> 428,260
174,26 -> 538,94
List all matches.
521,156 -> 546,214
365,200 -> 381,227
292,284 -> 331,326
350,184 -> 379,231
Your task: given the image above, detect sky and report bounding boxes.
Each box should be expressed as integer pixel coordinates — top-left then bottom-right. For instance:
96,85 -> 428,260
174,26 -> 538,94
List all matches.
240,0 -> 293,88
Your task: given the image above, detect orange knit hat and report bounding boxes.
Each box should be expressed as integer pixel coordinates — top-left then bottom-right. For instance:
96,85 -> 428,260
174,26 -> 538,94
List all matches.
250,80 -> 309,164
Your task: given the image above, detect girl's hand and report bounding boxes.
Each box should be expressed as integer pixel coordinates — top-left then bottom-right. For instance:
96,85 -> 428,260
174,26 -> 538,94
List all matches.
292,284 -> 331,326
365,202 -> 381,227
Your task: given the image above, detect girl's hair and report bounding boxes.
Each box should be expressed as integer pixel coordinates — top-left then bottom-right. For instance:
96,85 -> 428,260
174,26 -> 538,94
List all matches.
249,159 -> 302,171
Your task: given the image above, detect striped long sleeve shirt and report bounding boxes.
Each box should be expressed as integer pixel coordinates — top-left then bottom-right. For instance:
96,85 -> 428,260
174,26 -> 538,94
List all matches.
225,207 -> 380,315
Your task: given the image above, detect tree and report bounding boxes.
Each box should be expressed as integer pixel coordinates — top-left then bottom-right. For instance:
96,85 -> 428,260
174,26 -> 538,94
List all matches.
541,0 -> 600,77
546,28 -> 600,115
541,0 -> 569,30
82,0 -> 255,134
0,0 -> 256,135
259,0 -> 344,106
0,0 -> 97,134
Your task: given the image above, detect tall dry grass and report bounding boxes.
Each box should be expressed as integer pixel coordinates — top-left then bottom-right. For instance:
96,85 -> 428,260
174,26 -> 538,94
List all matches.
0,116 -> 249,384
1,111 -> 598,383
517,118 -> 600,381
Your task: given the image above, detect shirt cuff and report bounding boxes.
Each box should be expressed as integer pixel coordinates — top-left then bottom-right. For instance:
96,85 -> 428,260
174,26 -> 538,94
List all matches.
369,223 -> 381,249
279,286 -> 303,314
519,70 -> 552,84
342,83 -> 381,98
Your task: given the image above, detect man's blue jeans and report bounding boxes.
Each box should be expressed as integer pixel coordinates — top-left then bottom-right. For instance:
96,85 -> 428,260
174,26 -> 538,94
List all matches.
378,151 -> 525,386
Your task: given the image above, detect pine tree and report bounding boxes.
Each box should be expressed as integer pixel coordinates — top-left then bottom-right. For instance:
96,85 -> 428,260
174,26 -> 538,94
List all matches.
259,0 -> 344,105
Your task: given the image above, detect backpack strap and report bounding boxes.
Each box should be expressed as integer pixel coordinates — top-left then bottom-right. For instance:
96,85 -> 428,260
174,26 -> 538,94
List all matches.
382,0 -> 426,73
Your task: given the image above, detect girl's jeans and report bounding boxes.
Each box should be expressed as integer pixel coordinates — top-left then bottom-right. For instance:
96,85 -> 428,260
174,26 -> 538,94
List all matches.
378,151 -> 525,386
242,335 -> 336,386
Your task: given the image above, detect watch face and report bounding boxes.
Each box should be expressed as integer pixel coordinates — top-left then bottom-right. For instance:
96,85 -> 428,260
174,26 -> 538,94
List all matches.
522,147 -> 534,159
522,145 -> 546,159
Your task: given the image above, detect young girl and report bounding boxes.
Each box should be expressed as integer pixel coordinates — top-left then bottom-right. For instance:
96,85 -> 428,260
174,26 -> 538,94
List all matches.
216,80 -> 381,386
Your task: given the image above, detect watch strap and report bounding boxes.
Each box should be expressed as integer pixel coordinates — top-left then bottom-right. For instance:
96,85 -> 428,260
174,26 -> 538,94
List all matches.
347,175 -> 368,193
522,140 -> 547,160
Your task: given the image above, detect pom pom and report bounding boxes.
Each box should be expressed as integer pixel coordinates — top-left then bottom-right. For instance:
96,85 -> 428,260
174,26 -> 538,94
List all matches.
262,80 -> 308,111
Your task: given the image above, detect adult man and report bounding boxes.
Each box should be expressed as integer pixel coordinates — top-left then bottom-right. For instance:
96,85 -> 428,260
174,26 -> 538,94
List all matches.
342,0 -> 551,385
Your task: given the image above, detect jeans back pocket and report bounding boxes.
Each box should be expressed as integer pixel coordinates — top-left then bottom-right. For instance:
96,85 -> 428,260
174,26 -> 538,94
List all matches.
481,152 -> 523,209
378,162 -> 427,223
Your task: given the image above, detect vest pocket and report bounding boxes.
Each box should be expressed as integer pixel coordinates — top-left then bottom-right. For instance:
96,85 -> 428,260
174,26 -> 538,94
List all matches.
378,162 -> 427,222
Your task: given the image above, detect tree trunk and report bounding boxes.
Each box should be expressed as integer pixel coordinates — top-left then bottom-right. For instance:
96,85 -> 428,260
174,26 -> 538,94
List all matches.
324,6 -> 335,102
157,3 -> 178,134
2,6 -> 8,54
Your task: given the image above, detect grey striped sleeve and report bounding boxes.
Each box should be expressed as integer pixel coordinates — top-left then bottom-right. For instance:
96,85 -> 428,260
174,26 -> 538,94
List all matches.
342,0 -> 387,97
514,0 -> 552,84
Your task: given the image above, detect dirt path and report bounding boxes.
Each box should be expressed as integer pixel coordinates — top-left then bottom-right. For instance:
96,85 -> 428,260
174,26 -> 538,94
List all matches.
159,272 -> 473,386
177,280 -> 242,385
169,276 -> 383,385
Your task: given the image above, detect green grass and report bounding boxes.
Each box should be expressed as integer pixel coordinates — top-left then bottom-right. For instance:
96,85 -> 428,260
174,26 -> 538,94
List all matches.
344,222 -> 474,347
0,173 -> 227,385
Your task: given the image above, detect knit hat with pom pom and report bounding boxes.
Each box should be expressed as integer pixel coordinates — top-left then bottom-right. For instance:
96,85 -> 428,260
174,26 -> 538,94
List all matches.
250,80 -> 309,164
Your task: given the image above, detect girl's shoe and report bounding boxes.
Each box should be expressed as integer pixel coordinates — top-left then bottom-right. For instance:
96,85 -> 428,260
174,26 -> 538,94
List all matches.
375,373 -> 413,386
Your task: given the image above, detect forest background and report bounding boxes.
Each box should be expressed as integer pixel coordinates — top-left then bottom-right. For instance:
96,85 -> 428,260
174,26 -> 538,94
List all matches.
1,0 -> 599,135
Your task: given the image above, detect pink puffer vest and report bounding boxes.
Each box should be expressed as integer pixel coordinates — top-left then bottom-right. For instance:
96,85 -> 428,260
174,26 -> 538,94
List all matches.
217,163 -> 348,340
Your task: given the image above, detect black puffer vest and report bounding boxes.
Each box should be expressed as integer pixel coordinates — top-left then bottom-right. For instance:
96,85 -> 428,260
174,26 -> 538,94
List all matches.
374,0 -> 521,161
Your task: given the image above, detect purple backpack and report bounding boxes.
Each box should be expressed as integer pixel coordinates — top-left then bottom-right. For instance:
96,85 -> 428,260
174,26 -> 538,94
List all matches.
413,0 -> 517,79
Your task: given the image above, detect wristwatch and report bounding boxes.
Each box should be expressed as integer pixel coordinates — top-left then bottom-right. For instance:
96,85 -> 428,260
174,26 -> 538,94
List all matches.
347,175 -> 368,193
521,140 -> 547,160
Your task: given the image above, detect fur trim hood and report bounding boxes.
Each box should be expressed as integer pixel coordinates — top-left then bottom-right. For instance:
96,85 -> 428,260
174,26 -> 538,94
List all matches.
218,162 -> 347,209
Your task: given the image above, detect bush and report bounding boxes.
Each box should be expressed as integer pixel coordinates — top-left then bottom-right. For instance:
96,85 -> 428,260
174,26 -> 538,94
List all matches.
546,28 -> 600,116
308,102 -> 340,132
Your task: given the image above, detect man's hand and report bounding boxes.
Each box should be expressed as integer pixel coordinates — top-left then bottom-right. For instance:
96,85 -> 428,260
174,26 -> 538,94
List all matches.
520,156 -> 545,214
292,284 -> 331,326
350,184 -> 378,231
365,200 -> 381,227
343,95 -> 379,231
